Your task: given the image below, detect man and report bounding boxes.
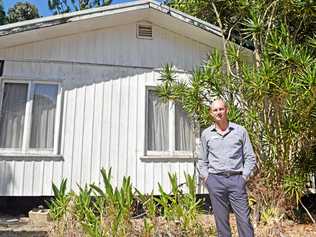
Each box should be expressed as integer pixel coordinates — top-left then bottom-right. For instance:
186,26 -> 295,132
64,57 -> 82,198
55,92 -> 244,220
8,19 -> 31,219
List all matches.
198,99 -> 256,237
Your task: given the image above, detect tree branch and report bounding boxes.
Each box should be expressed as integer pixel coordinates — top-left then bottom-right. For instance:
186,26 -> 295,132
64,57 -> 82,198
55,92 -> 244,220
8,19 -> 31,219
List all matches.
264,1 -> 278,47
211,2 -> 232,76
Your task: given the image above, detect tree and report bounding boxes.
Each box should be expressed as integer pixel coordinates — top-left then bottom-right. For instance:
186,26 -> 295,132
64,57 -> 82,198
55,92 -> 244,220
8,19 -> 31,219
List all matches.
167,0 -> 316,50
0,0 -> 6,25
159,0 -> 316,221
7,1 -> 40,23
48,0 -> 112,15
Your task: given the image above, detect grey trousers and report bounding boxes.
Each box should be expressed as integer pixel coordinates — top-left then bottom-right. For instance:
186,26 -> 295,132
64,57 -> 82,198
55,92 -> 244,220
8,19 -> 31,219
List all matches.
206,174 -> 254,237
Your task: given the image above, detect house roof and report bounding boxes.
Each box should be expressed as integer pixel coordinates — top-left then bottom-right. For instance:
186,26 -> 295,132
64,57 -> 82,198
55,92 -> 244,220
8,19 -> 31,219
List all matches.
0,0 -> 223,49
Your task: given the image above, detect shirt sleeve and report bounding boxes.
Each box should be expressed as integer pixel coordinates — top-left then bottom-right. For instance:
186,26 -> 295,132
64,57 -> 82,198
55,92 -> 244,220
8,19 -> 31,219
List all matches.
242,128 -> 257,179
198,132 -> 209,179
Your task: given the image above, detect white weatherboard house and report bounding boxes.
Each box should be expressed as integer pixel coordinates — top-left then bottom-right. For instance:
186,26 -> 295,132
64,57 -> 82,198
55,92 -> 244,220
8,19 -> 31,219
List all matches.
0,0 -> 248,196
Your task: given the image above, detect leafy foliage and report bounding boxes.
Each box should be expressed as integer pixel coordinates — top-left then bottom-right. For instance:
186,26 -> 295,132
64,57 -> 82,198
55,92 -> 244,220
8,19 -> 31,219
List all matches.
0,0 -> 6,25
47,178 -> 71,221
7,1 -> 40,23
167,0 -> 316,49
48,0 -> 112,15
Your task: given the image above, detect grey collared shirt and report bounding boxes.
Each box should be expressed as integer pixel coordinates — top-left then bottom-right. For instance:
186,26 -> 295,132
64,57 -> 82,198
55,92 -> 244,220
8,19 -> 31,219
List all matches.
198,122 -> 256,179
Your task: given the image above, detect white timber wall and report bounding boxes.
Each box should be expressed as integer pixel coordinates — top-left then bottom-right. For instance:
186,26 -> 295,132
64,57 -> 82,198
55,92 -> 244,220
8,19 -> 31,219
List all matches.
0,22 -> 211,196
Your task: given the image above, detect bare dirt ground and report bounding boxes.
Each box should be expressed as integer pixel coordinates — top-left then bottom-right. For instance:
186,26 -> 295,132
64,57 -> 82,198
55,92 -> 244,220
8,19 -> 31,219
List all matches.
0,213 -> 315,236
214,214 -> 316,237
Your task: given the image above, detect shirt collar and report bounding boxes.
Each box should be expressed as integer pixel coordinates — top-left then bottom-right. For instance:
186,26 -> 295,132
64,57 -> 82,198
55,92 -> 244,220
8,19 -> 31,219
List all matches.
210,122 -> 234,131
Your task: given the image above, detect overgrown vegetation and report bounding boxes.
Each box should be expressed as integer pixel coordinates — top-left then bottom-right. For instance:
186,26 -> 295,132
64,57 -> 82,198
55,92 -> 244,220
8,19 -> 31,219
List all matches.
158,0 -> 316,224
47,170 -> 215,237
0,1 -> 40,25
48,0 -> 112,15
6,1 -> 39,23
0,0 -> 5,25
48,170 -> 315,236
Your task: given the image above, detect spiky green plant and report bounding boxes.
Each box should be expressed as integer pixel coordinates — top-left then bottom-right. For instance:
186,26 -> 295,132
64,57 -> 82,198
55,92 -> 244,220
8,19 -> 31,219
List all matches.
157,22 -> 316,221
151,173 -> 203,234
72,185 -> 106,237
47,179 -> 71,221
90,168 -> 135,236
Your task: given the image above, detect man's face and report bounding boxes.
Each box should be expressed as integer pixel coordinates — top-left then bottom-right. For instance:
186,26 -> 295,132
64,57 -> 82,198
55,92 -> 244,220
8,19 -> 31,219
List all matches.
210,100 -> 228,123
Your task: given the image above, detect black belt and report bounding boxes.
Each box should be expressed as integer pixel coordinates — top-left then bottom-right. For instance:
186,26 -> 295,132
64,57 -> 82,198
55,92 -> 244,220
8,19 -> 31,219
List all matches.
214,171 -> 242,177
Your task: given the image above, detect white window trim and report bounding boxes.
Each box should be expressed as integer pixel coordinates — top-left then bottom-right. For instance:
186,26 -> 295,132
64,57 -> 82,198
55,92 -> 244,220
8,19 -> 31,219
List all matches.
145,86 -> 194,157
0,79 -> 62,156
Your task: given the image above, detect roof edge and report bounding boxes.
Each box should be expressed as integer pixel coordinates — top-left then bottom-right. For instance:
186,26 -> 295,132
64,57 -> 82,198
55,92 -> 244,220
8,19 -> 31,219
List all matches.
0,0 -> 150,32
149,1 -> 222,37
0,0 -> 222,38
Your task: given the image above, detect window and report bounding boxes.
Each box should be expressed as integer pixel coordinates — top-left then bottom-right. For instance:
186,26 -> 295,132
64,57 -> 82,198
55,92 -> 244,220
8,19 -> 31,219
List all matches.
146,89 -> 194,156
0,81 -> 61,154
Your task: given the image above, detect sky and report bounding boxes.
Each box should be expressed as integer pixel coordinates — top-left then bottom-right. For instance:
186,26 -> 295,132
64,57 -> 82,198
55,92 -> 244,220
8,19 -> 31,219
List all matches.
3,0 -> 147,17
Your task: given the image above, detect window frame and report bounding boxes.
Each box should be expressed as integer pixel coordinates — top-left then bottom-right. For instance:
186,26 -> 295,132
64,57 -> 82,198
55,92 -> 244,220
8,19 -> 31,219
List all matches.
145,87 -> 194,157
0,79 -> 62,155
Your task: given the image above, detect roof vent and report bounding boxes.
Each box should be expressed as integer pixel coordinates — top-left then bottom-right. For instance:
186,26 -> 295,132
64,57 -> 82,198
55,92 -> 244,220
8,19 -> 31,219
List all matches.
137,24 -> 152,39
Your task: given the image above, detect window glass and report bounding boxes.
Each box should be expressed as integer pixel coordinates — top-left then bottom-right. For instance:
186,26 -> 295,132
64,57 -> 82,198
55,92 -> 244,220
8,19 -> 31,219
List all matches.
30,84 -> 58,149
147,90 -> 169,151
175,103 -> 193,151
0,83 -> 28,148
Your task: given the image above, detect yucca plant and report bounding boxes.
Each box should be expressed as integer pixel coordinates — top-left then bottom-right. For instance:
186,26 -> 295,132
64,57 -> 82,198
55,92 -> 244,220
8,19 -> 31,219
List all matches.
180,173 -> 202,232
165,1 -> 316,221
73,185 -> 93,222
136,190 -> 157,220
47,178 -> 71,221
151,172 -> 204,234
90,167 -> 117,234
47,179 -> 74,236
158,21 -> 316,220
142,218 -> 155,237
72,185 -> 106,237
155,182 -> 174,220
136,190 -> 158,236
90,168 -> 135,236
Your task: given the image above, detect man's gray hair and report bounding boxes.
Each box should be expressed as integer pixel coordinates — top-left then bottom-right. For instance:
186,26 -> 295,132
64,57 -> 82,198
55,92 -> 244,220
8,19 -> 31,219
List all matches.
210,97 -> 228,108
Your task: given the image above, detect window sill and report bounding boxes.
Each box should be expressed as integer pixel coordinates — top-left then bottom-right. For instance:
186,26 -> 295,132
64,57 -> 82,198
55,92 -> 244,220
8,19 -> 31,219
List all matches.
140,155 -> 197,162
0,153 -> 63,161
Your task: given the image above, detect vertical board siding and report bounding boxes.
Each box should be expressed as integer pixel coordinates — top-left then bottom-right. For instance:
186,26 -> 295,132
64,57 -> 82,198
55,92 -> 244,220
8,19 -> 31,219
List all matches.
62,88 -> 77,191
81,83 -> 95,186
128,73 -> 138,186
0,23 -> 210,71
0,68 -> 198,195
0,22 -> 211,196
72,86 -> 86,192
109,78 -> 120,187
90,82 -> 103,185
119,75 -> 130,184
99,79 -> 112,185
